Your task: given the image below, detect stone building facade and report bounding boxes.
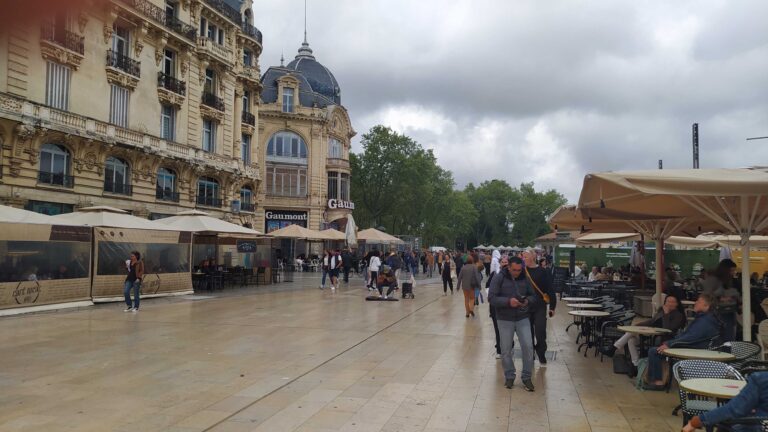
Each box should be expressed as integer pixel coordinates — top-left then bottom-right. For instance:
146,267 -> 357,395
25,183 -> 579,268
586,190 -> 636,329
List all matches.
0,0 -> 266,226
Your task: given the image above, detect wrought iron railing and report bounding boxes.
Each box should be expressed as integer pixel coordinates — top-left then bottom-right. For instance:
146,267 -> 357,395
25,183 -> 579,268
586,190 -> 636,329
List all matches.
104,180 -> 132,195
156,188 -> 180,202
201,91 -> 224,111
157,72 -> 186,95
116,0 -> 196,41
197,195 -> 222,207
204,0 -> 241,24
106,49 -> 141,77
241,22 -> 263,44
40,23 -> 84,55
241,111 -> 255,126
38,171 -> 74,188
241,202 -> 255,212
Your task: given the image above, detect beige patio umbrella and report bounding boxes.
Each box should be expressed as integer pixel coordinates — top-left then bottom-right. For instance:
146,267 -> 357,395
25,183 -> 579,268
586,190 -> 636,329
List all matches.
267,224 -> 327,241
51,206 -> 175,230
575,232 -> 640,246
318,229 -> 347,241
357,228 -> 404,244
155,210 -> 260,235
0,204 -> 66,225
578,167 -> 768,340
714,235 -> 768,249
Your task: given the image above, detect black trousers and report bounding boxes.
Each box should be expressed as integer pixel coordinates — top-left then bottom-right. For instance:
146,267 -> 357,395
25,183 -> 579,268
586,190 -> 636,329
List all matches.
442,278 -> 453,293
529,307 -> 548,360
343,266 -> 351,282
489,305 -> 501,354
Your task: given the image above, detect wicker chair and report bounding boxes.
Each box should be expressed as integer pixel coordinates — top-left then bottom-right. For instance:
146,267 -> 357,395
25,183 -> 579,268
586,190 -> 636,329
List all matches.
759,320 -> 768,360
596,312 -> 635,361
720,341 -> 763,370
672,360 -> 744,425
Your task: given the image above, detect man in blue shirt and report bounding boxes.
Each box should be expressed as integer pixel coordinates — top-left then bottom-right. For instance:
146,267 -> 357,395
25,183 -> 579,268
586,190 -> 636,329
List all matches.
683,372 -> 768,431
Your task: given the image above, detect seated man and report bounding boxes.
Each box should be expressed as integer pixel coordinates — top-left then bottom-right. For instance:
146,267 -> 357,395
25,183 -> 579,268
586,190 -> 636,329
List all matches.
607,295 -> 685,376
376,270 -> 398,299
683,372 -> 768,432
646,293 -> 721,388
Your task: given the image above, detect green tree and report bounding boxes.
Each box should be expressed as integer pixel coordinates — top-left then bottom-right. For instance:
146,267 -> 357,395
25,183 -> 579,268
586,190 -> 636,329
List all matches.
509,182 -> 567,246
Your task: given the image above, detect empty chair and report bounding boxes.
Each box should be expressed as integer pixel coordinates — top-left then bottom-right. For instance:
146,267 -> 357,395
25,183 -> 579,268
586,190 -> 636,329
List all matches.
716,341 -> 762,371
672,360 -> 744,425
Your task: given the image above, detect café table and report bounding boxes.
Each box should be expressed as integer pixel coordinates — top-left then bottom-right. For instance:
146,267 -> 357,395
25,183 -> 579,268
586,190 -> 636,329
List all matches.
681,300 -> 695,307
567,303 -> 603,309
569,310 -> 610,356
663,348 -> 736,362
679,378 -> 746,399
617,326 -> 672,354
562,297 -> 595,302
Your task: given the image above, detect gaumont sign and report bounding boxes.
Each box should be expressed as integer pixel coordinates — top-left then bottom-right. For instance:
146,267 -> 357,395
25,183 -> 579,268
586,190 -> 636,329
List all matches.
327,199 -> 355,210
264,211 -> 308,221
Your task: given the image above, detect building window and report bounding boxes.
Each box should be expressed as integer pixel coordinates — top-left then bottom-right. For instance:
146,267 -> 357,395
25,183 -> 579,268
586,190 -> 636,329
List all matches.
202,119 -> 215,153
266,131 -> 307,161
241,134 -> 251,164
328,137 -> 342,159
340,173 -> 350,201
282,87 -> 294,113
199,17 -> 206,37
197,177 -> 220,207
156,167 -> 178,202
104,156 -> 131,195
206,23 -> 217,40
160,104 -> 175,141
109,84 -> 130,127
39,144 -> 72,187
111,25 -> 130,56
266,166 -> 307,197
240,187 -> 254,211
204,68 -> 215,94
45,62 -> 71,110
243,49 -> 252,67
218,28 -> 224,45
242,90 -> 250,113
165,1 -> 177,19
327,171 -> 339,200
26,200 -> 73,216
163,49 -> 175,77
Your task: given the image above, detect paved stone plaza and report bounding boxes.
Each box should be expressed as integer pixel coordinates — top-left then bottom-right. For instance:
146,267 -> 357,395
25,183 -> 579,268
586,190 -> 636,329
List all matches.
1,273 -> 682,431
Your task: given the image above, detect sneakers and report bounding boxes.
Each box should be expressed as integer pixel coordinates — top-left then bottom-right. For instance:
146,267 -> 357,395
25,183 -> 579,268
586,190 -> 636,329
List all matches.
331,286 -> 336,291
383,295 -> 388,299
319,285 -> 325,290
132,308 -> 139,312
504,378 -> 514,389
123,307 -> 133,312
495,353 -> 502,360
522,379 -> 535,392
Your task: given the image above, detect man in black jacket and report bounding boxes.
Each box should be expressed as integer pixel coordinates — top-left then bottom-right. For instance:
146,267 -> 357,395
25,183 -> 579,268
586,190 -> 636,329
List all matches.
523,249 -> 557,364
489,256 -> 538,391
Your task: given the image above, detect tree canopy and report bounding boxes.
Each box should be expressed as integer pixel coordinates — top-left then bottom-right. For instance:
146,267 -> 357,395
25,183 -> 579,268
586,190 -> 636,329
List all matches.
350,125 -> 567,248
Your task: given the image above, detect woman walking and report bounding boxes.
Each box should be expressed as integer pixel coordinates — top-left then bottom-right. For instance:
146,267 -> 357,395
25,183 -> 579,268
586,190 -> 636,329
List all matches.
441,253 -> 454,295
367,251 -> 381,291
123,251 -> 144,312
320,250 -> 331,289
457,256 -> 482,317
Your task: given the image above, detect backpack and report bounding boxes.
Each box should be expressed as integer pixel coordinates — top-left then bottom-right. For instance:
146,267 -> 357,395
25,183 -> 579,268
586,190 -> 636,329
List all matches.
635,357 -> 670,390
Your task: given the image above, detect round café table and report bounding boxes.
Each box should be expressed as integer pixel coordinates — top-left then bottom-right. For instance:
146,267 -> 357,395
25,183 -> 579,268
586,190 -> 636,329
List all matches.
562,297 -> 594,302
681,300 -> 695,307
679,378 -> 746,399
569,310 -> 610,356
662,348 -> 736,362
617,326 -> 672,354
568,303 -> 603,309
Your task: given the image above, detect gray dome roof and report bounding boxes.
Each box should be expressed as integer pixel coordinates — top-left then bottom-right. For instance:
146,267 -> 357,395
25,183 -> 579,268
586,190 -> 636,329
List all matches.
260,39 -> 341,108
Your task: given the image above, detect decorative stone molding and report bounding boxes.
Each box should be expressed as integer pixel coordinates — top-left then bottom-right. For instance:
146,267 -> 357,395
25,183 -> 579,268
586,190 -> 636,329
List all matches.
78,12 -> 89,33
103,24 -> 113,44
105,68 -> 139,90
157,87 -> 185,107
40,44 -> 84,70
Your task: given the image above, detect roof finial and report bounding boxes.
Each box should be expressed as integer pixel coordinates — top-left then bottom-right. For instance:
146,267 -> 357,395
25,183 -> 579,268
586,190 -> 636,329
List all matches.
296,0 -> 315,59
280,51 -> 284,67
303,0 -> 308,45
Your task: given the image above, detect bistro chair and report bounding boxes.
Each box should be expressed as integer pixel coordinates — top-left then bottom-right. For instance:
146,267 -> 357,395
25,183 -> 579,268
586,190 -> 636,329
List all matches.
714,341 -> 762,370
739,360 -> 768,376
596,312 -> 635,361
672,360 -> 744,425
256,267 -> 267,285
758,320 -> 768,360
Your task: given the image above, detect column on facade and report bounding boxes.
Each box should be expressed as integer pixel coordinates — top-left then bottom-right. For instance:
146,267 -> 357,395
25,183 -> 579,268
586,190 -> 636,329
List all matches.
233,85 -> 243,161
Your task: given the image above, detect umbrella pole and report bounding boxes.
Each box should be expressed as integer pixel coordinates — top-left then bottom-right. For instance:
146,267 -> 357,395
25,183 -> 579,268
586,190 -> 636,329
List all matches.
640,235 -> 646,290
742,236 -> 752,341
655,237 -> 664,299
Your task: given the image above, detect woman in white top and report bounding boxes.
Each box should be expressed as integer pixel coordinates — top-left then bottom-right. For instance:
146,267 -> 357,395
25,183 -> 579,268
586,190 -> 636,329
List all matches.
367,251 -> 381,291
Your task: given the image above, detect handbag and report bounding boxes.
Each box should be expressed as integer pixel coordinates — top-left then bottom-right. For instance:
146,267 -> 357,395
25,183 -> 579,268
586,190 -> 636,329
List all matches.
524,267 -> 551,304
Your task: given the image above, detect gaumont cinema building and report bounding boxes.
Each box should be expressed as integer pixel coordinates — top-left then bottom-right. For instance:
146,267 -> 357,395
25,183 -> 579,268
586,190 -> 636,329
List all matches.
0,0 -> 355,233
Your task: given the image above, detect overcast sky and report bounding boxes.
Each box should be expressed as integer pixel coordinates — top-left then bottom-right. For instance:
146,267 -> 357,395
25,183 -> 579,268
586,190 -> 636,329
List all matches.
254,0 -> 768,202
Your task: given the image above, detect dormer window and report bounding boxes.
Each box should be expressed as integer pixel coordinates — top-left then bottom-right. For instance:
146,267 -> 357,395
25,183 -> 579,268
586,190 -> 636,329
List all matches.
282,87 -> 294,113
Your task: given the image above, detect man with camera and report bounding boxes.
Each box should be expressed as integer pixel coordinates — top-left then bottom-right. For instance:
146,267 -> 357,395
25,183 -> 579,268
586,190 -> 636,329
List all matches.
489,256 -> 538,391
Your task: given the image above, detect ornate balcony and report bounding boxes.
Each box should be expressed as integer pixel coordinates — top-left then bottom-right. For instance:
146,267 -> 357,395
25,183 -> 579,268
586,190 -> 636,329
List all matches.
241,202 -> 255,212
38,171 -> 74,188
241,22 -> 263,44
201,91 -> 225,122
196,36 -> 232,65
326,158 -> 351,170
39,23 -> 85,69
204,0 -> 241,24
115,0 -> 196,41
104,181 -> 132,196
197,195 -> 222,208
156,188 -> 180,202
158,72 -> 186,95
106,50 -> 140,77
241,111 -> 255,126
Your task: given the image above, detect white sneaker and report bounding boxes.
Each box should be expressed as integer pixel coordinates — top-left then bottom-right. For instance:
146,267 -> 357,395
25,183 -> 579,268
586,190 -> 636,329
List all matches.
495,353 -> 502,359
132,308 -> 139,312
384,295 -> 388,299
319,285 -> 325,290
331,286 -> 336,291
123,307 -> 133,312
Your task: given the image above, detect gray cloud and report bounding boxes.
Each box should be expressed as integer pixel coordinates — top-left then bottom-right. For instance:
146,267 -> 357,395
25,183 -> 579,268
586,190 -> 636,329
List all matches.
255,0 -> 768,201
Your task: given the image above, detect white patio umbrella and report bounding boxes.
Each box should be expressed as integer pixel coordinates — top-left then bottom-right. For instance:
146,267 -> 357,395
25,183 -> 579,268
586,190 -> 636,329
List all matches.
0,204 -> 64,225
51,206 -> 174,230
155,210 -> 261,235
578,167 -> 768,341
345,214 -> 357,246
357,228 -> 403,244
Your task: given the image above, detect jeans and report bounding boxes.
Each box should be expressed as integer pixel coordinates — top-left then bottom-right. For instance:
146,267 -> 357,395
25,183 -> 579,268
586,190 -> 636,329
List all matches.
647,346 -> 665,382
490,306 -> 501,354
614,333 -> 640,364
442,278 -> 453,293
124,280 -> 140,309
529,307 -> 548,361
498,318 -> 534,380
321,268 -> 328,287
427,264 -> 433,278
368,271 -> 378,288
343,266 -> 351,283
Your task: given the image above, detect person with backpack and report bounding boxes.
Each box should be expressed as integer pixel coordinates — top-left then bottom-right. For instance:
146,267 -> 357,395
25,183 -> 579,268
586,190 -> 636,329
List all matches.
489,256 -> 538,392
341,248 -> 353,283
328,249 -> 342,291
645,293 -> 721,389
487,250 -> 504,359
522,249 -> 557,365
385,251 -> 402,287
